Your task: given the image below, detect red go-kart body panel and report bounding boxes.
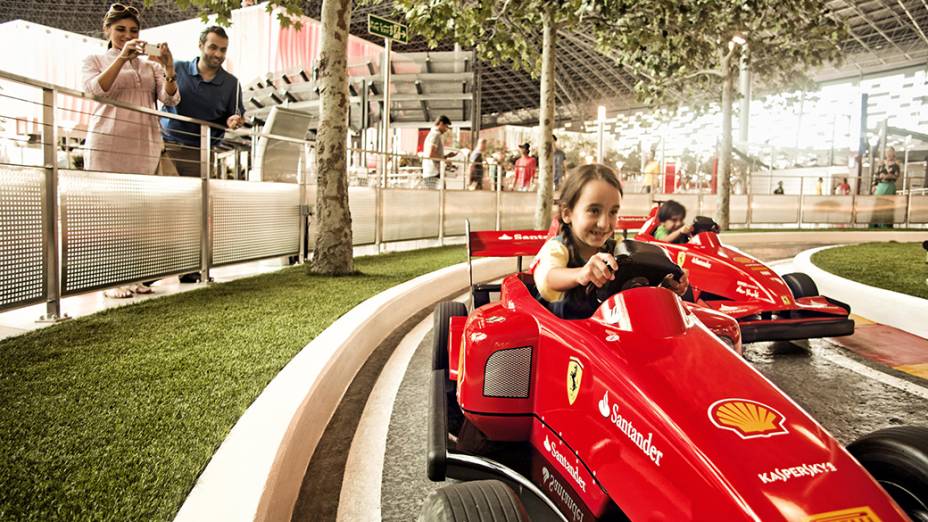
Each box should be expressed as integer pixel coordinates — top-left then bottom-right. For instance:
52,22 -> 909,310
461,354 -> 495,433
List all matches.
631,209 -> 853,343
448,274 -> 906,521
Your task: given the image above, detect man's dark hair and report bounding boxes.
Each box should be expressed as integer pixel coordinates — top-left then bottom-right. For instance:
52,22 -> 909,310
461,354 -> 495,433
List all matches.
657,200 -> 686,222
200,26 -> 229,45
436,115 -> 452,126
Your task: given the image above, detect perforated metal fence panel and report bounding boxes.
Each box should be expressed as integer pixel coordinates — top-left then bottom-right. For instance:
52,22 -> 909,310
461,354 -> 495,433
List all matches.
499,192 -> 535,229
59,171 -> 201,294
0,167 -> 47,311
211,179 -> 300,266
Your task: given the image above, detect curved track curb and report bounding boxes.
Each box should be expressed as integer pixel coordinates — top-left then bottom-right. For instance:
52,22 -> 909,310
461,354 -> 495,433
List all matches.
793,245 -> 928,339
173,258 -> 514,522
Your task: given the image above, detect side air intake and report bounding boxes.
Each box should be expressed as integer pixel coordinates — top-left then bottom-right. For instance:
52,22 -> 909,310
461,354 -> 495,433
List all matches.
483,346 -> 532,398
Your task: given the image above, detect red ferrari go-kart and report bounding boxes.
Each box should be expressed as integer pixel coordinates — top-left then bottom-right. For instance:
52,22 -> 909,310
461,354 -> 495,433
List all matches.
623,208 -> 855,344
420,223 -> 928,521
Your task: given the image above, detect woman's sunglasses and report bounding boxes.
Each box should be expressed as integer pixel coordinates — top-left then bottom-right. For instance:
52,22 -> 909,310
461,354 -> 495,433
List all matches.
108,3 -> 140,16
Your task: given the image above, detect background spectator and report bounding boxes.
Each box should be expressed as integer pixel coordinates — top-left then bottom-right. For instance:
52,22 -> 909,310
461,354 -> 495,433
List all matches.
420,115 -> 454,189
514,143 -> 537,191
82,3 -> 178,177
82,3 -> 179,299
161,26 -> 244,178
468,138 -> 486,190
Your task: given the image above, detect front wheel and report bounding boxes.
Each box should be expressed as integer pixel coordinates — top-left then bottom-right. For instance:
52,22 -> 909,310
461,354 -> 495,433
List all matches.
847,426 -> 928,521
782,272 -> 819,299
418,480 -> 529,522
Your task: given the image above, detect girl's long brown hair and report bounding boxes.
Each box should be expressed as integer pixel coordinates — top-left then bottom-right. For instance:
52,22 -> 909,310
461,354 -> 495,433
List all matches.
556,163 -> 624,266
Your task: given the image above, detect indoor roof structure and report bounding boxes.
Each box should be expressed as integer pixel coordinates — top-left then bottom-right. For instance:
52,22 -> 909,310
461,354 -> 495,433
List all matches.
3,0 -> 927,125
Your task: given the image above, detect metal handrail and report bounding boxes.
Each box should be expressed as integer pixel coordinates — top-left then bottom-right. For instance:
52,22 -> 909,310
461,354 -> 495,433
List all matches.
0,68 -> 227,131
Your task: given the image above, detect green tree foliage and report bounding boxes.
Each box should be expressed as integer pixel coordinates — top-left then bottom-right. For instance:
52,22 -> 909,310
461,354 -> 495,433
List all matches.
166,0 -> 307,28
389,0 -> 625,227
599,0 -> 846,106
597,0 -> 847,228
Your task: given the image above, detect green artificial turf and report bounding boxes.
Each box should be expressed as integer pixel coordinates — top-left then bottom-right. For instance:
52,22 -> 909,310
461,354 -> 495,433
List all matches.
811,242 -> 928,300
0,246 -> 464,521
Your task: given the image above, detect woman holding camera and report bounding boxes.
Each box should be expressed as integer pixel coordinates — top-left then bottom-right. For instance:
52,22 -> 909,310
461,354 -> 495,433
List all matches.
82,3 -> 179,176
82,3 -> 179,298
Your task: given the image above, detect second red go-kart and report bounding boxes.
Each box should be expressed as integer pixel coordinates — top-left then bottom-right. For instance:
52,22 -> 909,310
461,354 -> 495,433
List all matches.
419,223 -> 928,522
623,208 -> 855,344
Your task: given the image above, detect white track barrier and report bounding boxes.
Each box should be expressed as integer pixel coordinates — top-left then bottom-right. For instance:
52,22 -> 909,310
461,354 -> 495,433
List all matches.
173,257 -> 514,522
793,245 -> 928,339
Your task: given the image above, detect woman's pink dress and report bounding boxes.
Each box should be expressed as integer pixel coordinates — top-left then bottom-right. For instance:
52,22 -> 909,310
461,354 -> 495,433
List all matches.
82,48 -> 180,175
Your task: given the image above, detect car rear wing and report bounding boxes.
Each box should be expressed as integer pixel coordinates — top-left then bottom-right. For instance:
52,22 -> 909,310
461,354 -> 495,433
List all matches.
616,215 -> 649,238
465,219 -> 549,308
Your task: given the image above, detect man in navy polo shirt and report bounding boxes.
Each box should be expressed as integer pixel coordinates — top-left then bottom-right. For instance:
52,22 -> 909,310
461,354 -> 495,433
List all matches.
161,26 -> 244,178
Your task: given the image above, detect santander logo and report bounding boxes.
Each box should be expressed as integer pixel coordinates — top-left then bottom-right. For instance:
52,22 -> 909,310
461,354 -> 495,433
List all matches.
598,391 -> 664,466
543,435 -> 586,492
598,391 -> 611,418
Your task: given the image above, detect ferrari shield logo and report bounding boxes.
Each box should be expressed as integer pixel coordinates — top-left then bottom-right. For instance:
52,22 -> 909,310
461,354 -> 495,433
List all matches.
566,357 -> 584,405
676,251 -> 686,266
805,506 -> 881,522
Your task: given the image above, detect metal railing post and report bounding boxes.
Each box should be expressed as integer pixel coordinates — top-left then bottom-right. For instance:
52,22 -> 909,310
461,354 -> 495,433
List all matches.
298,142 -> 309,263
495,164 -> 502,230
374,151 -> 383,252
905,177 -> 912,228
39,87 -> 66,322
439,160 -> 446,244
200,124 -> 212,282
798,175 -> 805,227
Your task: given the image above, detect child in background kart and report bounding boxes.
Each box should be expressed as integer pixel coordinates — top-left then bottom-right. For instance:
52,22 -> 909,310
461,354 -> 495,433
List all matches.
654,200 -> 692,243
534,164 -> 688,318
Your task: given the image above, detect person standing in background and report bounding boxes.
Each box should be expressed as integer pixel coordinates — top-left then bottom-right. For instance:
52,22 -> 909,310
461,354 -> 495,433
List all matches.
83,3 -> 178,177
773,181 -> 785,194
874,146 -> 900,195
468,138 -> 486,190
514,143 -> 537,191
642,151 -> 660,193
420,115 -> 454,189
836,177 -> 851,195
815,177 -> 824,195
161,26 -> 244,178
82,3 -> 179,299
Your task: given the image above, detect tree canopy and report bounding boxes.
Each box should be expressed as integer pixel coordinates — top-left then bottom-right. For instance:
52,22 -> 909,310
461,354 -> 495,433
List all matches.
599,0 -> 847,107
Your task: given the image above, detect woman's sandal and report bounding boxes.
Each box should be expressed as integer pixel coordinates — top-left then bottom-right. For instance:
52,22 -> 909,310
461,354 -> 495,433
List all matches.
104,286 -> 134,299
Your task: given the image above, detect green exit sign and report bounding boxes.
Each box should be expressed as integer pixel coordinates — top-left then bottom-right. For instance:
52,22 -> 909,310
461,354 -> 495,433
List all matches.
368,14 -> 409,44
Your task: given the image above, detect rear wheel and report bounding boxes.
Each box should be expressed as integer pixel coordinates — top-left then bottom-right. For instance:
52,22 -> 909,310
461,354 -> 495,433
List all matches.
782,272 -> 819,299
418,480 -> 530,522
432,301 -> 468,372
847,426 -> 928,521
433,301 -> 468,435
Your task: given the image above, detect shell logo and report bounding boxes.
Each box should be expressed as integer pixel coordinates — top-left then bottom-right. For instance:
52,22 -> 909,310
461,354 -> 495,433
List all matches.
708,398 -> 788,439
804,506 -> 881,522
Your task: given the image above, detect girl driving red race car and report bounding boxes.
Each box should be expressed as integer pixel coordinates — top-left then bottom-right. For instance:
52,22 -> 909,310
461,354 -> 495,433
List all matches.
534,164 -> 689,318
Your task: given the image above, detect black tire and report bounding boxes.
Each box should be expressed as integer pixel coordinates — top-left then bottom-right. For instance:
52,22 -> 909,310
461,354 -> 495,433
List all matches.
418,480 -> 530,522
847,426 -> 928,521
432,301 -> 468,372
782,272 -> 819,299
433,301 -> 468,436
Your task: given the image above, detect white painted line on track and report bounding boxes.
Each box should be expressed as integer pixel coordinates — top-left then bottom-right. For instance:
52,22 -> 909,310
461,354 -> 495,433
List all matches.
813,346 -> 928,401
336,314 -> 432,522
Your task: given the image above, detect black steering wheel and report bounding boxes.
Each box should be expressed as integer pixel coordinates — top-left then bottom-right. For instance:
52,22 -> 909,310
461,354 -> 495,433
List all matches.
588,240 -> 684,304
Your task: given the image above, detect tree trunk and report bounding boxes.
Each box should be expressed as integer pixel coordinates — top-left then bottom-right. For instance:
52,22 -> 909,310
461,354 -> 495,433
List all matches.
716,56 -> 733,231
311,0 -> 354,275
533,10 -> 556,230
